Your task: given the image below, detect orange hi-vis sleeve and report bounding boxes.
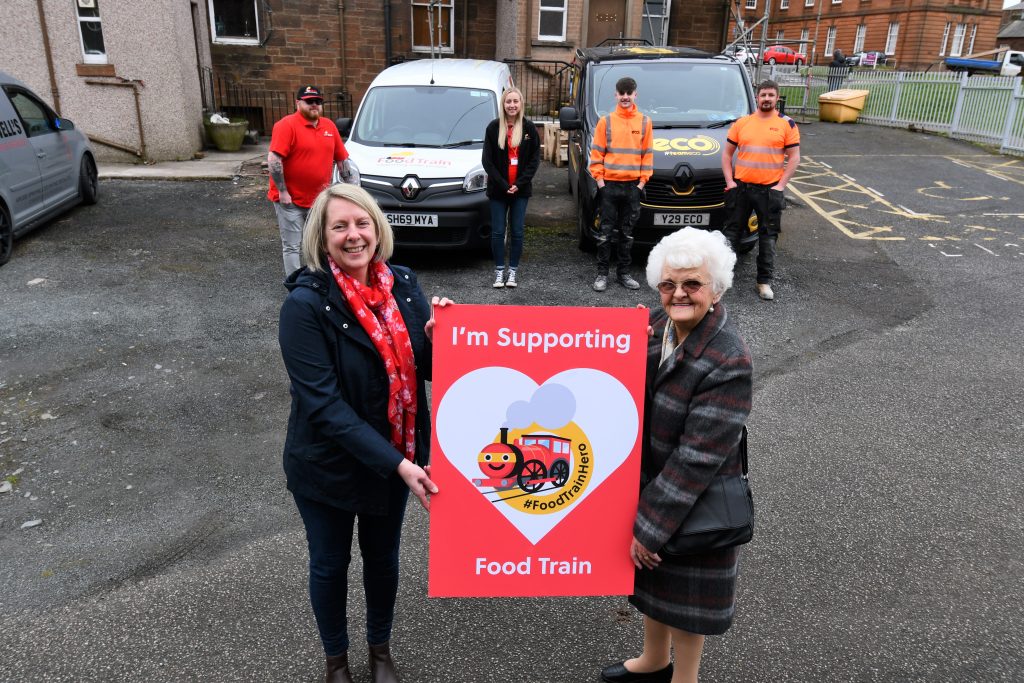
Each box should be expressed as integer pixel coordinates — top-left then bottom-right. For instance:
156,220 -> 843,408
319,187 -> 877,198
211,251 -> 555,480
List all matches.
726,112 -> 800,185
588,107 -> 654,183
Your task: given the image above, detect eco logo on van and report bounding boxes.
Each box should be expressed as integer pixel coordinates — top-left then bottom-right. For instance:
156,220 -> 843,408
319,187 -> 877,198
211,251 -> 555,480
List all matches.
652,134 -> 721,157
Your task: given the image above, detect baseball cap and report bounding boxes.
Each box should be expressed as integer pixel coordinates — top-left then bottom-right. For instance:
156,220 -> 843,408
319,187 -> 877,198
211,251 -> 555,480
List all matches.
296,85 -> 324,101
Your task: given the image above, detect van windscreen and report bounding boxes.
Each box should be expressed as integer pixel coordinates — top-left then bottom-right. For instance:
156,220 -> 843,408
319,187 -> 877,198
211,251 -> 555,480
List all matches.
588,63 -> 751,127
351,86 -> 497,148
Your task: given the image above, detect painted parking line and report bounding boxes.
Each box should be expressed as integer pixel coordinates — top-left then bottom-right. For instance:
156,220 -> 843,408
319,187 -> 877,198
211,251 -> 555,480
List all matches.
787,156 -> 945,241
789,156 -> 1021,254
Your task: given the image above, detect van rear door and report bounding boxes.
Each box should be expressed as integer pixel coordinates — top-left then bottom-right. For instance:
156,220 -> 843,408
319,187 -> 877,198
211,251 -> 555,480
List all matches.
0,87 -> 45,230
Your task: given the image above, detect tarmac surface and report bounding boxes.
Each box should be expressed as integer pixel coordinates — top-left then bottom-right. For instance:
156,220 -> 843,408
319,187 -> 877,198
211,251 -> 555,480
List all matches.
3,120 -> 1023,682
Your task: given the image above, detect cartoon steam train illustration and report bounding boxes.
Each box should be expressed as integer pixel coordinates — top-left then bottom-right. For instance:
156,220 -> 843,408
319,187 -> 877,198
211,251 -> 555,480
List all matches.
473,427 -> 573,493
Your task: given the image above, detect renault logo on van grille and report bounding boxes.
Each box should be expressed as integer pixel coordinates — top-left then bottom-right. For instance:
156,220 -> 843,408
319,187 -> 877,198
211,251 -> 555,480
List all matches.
400,176 -> 421,199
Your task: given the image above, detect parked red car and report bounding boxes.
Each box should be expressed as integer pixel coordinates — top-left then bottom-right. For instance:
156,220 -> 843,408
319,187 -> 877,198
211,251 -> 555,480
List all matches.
763,46 -> 806,65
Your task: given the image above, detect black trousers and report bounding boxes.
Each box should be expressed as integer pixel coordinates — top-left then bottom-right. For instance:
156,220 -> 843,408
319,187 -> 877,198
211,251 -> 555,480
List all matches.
596,180 -> 642,276
723,182 -> 785,284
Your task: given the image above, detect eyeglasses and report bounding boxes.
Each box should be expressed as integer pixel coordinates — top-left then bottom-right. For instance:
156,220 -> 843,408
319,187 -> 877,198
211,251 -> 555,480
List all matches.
304,99 -> 324,106
656,279 -> 708,295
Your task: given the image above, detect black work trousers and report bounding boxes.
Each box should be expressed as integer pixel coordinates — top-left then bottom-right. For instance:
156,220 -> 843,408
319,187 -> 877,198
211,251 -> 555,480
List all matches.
723,181 -> 785,284
596,180 -> 642,276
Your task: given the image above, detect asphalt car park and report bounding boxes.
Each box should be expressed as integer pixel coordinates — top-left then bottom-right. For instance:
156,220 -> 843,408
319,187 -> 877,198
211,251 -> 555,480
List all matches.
1,122 -> 1022,682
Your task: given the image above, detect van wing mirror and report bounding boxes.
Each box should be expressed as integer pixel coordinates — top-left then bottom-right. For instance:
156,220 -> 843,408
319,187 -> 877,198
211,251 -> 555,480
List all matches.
335,117 -> 353,136
558,106 -> 581,131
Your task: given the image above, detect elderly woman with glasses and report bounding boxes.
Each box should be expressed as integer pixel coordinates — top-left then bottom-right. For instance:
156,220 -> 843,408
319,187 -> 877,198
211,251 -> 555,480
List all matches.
601,227 -> 753,683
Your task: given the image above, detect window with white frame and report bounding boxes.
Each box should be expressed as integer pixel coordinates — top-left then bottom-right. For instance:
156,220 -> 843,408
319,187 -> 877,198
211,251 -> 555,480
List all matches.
805,0 -> 814,7
776,30 -> 785,42
832,0 -> 841,5
854,25 -> 866,53
412,0 -> 454,52
939,22 -> 950,56
641,0 -> 671,46
780,0 -> 790,10
76,0 -> 107,63
950,22 -> 966,57
538,0 -> 568,42
208,0 -> 260,45
746,0 -> 757,10
885,22 -> 899,55
800,27 -> 809,51
825,26 -> 836,56
967,24 -> 977,55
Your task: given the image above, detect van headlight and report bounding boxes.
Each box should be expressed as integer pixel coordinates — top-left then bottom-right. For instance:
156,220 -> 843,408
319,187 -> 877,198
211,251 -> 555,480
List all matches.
463,165 -> 487,193
332,158 -> 361,186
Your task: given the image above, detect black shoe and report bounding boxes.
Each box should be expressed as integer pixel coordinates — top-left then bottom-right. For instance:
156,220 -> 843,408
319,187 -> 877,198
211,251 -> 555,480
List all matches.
600,660 -> 673,683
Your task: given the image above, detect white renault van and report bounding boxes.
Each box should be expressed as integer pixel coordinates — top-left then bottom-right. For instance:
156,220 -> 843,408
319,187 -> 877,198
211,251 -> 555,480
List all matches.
335,59 -> 512,249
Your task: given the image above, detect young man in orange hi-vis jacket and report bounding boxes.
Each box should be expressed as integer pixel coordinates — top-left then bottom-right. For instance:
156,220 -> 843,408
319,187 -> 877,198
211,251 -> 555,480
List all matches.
721,79 -> 801,301
588,77 -> 654,292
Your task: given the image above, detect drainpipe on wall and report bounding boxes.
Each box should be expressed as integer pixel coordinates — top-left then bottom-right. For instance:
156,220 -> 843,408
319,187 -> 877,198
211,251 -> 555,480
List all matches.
338,1 -> 348,94
84,78 -> 148,161
384,0 -> 393,66
35,0 -> 61,114
462,0 -> 468,57
720,0 -> 731,50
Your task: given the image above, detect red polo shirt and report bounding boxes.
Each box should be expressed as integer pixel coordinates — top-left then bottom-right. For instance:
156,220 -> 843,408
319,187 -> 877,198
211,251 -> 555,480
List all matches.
267,111 -> 348,208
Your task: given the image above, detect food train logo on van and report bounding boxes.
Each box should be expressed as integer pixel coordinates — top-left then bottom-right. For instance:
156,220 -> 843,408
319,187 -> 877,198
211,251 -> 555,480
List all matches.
653,134 -> 721,156
377,151 -> 453,168
470,384 -> 593,516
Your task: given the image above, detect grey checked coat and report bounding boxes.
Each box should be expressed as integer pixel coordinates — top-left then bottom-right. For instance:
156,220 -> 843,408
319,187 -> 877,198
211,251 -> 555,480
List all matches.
629,302 -> 753,635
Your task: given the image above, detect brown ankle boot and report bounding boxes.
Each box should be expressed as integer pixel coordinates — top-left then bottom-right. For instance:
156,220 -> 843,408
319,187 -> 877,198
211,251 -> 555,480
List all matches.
325,653 -> 354,683
368,642 -> 399,683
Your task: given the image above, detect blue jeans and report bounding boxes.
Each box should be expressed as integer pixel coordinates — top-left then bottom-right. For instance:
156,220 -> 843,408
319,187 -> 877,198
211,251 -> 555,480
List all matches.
490,196 -> 529,269
292,479 -> 409,656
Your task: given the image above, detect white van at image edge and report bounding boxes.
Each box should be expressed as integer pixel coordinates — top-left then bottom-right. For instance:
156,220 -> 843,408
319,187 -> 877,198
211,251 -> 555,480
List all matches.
334,59 -> 512,249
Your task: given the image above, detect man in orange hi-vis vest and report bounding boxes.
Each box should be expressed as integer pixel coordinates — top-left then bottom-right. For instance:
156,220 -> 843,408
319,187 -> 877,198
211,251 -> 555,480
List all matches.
721,79 -> 801,301
588,77 -> 654,292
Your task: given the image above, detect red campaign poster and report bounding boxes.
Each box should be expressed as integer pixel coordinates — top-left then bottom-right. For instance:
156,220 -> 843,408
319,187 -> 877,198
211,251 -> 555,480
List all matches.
428,304 -> 648,597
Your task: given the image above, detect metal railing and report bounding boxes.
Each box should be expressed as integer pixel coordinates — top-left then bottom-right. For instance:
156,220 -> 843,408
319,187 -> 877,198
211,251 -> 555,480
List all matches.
504,59 -> 573,122
199,69 -> 354,136
756,65 -> 1024,156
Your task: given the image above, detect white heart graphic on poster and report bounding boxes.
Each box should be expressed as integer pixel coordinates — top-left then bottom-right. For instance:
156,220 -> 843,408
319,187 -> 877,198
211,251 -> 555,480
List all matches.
436,367 -> 638,544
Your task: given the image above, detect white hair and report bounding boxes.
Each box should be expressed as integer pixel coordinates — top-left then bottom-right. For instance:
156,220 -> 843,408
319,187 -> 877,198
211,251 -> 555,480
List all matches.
645,228 -> 736,295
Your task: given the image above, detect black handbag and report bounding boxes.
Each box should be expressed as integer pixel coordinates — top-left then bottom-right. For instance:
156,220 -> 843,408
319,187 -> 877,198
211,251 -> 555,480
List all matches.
659,427 -> 754,559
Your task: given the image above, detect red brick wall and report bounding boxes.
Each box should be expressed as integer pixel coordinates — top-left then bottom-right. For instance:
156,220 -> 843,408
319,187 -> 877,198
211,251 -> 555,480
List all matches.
666,0 -> 728,52
210,1 -> 498,115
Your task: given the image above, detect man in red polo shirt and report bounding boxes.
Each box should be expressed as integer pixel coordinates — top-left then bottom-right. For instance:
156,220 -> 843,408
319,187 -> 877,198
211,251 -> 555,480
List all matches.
268,85 -> 355,276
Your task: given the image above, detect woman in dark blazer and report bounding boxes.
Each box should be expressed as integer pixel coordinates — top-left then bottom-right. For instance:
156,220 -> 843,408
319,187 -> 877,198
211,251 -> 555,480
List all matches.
279,183 -> 441,683
601,227 -> 753,683
481,86 -> 540,289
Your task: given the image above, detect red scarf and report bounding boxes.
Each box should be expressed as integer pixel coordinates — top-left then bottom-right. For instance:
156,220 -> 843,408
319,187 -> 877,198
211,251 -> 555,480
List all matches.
328,257 -> 418,461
